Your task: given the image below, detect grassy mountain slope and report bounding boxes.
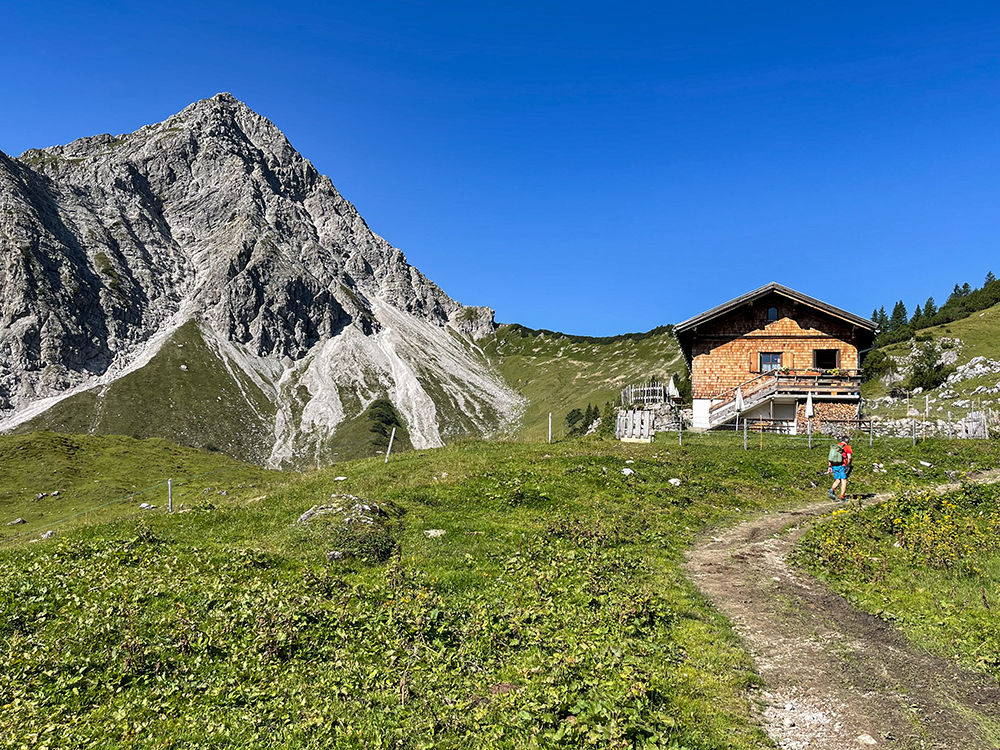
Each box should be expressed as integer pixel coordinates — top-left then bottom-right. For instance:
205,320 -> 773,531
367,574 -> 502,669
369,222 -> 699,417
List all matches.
878,298 -> 1000,366
4,431 -> 1000,748
15,321 -> 278,463
484,324 -> 684,440
862,299 -> 1000,421
8,316 -> 522,468
10,320 -> 478,468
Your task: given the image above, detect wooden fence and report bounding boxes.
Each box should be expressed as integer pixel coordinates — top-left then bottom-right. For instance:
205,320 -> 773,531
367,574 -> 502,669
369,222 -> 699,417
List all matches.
621,382 -> 666,406
616,409 -> 655,442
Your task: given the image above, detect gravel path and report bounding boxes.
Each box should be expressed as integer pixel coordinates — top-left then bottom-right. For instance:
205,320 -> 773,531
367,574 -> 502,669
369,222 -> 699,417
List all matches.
685,480 -> 1000,749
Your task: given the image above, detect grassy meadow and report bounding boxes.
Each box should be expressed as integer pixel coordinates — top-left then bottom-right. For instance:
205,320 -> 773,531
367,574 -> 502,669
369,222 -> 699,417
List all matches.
4,430 -> 1000,748
795,477 -> 1000,680
879,298 -> 1000,365
13,321 -> 279,464
0,432 -> 280,545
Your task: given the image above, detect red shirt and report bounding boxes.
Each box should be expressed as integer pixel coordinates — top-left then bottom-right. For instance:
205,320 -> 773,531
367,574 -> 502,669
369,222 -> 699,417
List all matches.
840,443 -> 852,464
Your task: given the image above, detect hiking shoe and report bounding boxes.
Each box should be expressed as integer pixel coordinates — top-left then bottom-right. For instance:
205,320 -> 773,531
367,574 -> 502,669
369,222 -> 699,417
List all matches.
840,495 -> 847,502
828,489 -> 836,500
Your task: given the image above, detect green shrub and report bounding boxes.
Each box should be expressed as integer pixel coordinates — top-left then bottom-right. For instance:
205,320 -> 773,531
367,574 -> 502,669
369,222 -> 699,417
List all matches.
795,482 -> 1000,679
861,349 -> 893,382
329,520 -> 398,562
599,401 -> 617,437
905,343 -> 954,391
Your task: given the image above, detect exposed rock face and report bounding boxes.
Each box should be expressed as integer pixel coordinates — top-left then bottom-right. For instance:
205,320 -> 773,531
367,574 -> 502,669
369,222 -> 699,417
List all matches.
0,93 -> 521,460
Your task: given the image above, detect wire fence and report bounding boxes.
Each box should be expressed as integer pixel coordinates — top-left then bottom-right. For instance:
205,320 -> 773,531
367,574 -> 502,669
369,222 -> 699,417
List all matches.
665,417 -> 999,452
863,410 -> 998,440
686,410 -> 999,443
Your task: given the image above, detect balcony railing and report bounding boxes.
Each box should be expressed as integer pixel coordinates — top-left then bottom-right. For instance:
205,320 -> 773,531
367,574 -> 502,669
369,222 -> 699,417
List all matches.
707,369 -> 862,427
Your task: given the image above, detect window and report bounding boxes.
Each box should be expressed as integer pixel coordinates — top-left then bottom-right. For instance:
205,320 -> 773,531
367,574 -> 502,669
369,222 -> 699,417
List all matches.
813,349 -> 839,370
767,307 -> 778,322
760,352 -> 782,372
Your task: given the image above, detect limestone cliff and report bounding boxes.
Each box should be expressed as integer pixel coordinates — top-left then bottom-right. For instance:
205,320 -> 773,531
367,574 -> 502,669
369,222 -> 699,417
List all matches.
0,94 -> 521,464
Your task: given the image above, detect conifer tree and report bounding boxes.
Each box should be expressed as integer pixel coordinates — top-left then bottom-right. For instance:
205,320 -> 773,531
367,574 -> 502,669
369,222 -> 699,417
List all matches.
923,297 -> 937,318
910,305 -> 922,326
987,271 -> 997,286
599,401 -> 616,437
876,307 -> 889,330
889,300 -> 908,331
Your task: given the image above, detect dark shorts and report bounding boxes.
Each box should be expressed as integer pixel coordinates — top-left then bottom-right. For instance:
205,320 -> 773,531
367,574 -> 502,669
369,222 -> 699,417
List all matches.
832,465 -> 847,480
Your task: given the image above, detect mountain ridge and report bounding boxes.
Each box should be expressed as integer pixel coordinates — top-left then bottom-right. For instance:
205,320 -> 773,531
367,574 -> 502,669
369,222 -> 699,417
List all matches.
0,93 -> 521,464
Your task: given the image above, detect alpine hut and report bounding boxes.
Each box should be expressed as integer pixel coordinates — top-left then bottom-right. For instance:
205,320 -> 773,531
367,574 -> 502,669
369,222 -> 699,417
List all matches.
674,283 -> 877,432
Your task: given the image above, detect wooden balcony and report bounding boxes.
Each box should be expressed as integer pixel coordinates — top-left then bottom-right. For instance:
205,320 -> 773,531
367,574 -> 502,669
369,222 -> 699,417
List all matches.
707,370 -> 862,427
771,370 -> 862,398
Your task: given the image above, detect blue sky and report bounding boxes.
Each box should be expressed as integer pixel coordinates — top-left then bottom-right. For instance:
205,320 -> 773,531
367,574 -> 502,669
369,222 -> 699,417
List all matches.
4,1 -> 1000,335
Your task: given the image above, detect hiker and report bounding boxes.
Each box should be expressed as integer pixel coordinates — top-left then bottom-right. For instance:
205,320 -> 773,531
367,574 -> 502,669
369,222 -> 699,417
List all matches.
828,436 -> 852,500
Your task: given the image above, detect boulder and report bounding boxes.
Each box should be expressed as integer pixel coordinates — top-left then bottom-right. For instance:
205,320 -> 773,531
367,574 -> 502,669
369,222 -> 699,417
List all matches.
296,495 -> 393,526
296,494 -> 403,563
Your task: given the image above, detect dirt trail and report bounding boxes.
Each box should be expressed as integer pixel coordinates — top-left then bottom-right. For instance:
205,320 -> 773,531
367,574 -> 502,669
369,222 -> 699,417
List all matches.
685,476 -> 1000,750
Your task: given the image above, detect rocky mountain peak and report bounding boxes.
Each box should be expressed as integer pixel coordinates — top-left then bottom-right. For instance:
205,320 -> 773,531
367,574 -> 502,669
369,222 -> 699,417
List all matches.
0,95 -> 505,442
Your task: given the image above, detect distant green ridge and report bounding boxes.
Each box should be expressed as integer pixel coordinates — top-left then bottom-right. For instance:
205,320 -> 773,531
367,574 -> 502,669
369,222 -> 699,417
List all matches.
485,324 -> 685,440
501,323 -> 674,345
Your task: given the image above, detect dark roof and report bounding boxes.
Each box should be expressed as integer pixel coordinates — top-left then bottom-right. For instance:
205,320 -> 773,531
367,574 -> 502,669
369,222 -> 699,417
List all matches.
674,282 -> 877,364
675,282 -> 876,333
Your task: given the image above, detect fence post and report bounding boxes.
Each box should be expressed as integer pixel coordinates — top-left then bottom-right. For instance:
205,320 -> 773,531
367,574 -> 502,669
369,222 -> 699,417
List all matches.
743,420 -> 747,450
912,420 -> 916,447
385,427 -> 396,463
924,395 -> 929,441
869,419 -> 873,447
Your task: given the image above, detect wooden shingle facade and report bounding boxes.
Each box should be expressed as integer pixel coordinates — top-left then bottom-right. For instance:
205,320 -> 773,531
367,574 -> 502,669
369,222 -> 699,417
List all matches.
674,283 -> 876,431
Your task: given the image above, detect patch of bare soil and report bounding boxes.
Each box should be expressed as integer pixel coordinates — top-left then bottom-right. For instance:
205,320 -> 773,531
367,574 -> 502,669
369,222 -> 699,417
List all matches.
685,474 -> 1000,749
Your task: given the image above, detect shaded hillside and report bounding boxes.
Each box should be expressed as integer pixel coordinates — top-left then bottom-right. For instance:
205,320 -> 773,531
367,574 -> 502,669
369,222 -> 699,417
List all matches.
13,320 -> 277,463
304,397 -> 415,465
484,324 -> 684,440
